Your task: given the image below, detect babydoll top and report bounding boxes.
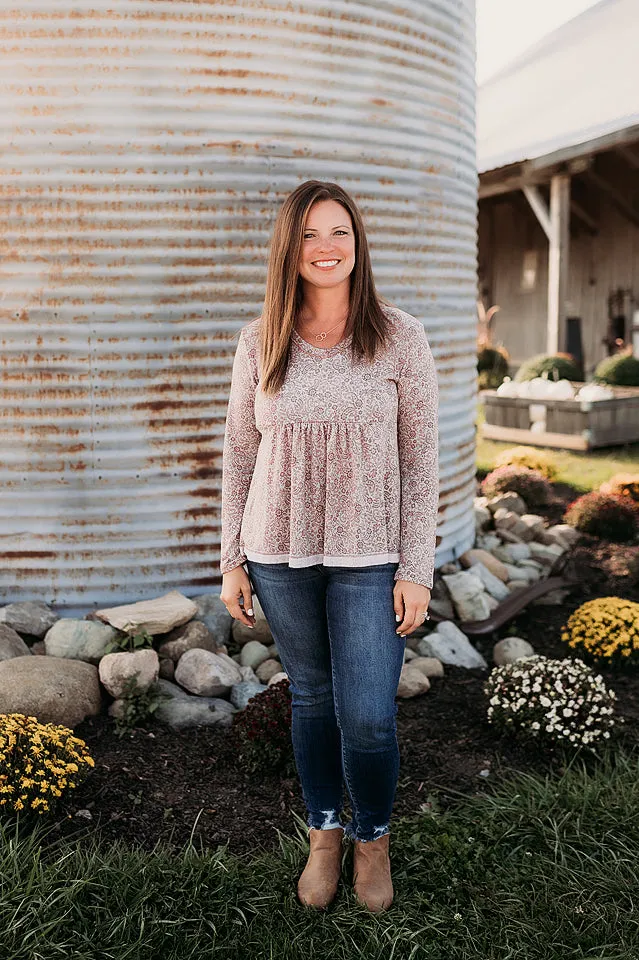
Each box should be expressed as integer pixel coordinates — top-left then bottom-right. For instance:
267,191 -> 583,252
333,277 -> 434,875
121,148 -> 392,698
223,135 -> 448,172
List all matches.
219,304 -> 439,588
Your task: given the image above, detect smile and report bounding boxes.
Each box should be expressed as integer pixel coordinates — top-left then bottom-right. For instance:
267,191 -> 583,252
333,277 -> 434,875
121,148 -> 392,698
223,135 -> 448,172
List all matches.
312,259 -> 340,268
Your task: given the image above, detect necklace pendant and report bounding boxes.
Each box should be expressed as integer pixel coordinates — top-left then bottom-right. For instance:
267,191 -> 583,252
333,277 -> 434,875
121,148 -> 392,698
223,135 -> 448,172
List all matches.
315,331 -> 327,341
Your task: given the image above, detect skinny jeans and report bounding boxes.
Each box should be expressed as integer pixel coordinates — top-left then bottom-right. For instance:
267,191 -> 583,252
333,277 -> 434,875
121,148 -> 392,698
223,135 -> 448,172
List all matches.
245,560 -> 405,842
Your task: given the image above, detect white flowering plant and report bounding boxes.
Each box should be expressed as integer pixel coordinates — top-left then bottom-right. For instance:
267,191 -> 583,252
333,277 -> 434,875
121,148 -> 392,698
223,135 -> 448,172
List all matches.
484,655 -> 619,749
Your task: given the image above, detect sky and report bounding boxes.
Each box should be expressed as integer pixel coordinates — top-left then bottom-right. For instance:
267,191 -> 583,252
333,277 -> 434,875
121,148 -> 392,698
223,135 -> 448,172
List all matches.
476,0 -> 602,83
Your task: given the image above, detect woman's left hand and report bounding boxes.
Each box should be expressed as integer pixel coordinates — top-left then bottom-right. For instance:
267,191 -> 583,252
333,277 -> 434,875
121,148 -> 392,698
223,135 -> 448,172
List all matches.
393,580 -> 432,637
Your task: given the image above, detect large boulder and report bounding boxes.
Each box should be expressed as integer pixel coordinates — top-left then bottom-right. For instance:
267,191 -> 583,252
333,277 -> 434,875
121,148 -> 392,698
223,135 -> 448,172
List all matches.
99,649 -> 160,698
396,664 -> 431,698
0,656 -> 102,727
459,548 -> 508,583
0,624 -> 32,661
175,648 -> 242,697
442,571 -> 492,622
45,619 -> 118,664
157,620 -> 220,662
0,600 -> 58,639
110,678 -> 236,729
417,621 -> 488,669
94,590 -> 197,635
193,592 -> 233,646
468,562 -> 510,601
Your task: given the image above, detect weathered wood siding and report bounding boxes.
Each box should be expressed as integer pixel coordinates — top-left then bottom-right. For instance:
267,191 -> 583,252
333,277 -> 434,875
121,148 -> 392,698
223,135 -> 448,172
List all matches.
478,158 -> 639,375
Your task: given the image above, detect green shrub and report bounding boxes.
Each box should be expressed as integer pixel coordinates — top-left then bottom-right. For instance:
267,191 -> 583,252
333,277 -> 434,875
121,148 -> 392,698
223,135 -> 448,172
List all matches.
477,346 -> 509,389
563,492 -> 639,542
481,465 -> 553,507
231,679 -> 293,774
484,655 -> 618,749
514,352 -> 581,383
593,348 -> 639,387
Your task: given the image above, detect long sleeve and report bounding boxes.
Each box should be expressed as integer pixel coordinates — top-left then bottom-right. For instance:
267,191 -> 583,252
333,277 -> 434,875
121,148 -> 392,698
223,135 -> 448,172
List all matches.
394,320 -> 440,588
220,329 -> 262,574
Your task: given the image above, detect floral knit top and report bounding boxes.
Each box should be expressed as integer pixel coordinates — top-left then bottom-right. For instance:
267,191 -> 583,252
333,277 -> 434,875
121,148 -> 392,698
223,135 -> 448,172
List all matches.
220,304 -> 440,588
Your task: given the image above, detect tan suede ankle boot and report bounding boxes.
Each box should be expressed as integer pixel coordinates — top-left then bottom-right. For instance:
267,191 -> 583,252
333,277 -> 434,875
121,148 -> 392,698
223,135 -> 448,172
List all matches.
352,833 -> 394,912
297,827 -> 345,909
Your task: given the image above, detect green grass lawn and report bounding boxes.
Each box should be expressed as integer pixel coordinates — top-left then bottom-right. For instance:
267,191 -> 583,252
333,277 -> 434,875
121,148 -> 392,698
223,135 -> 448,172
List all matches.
1,749 -> 638,959
476,401 -> 639,491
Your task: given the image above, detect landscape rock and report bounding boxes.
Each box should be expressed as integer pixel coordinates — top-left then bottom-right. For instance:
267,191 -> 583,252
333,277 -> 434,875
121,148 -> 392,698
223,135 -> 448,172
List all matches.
99,649 -> 160,698
528,542 -> 565,565
498,528 -> 525,544
486,595 -> 500,611
0,656 -> 101,727
238,665 -> 260,683
175,649 -> 242,697
493,542 -> 532,564
267,643 -> 279,658
493,509 -> 534,541
255,658 -> 284,683
439,561 -> 462,575
417,621 -> 488,669
408,656 -> 444,678
460,549 -> 509,583
403,648 -> 418,661
110,680 -> 236,728
396,664 -> 431,698
157,620 -> 220,662
268,671 -> 289,686
0,600 -> 58,639
549,524 -> 581,545
474,504 -> 492,531
474,533 -> 502,552
468,562 -> 510,600
193,592 -> 233,646
240,640 -> 271,670
31,641 -> 47,655
519,514 -> 547,539
493,636 -> 536,665
507,580 -> 529,593
45,619 -> 118,664
95,590 -> 198,635
230,681 -> 267,709
486,492 -> 527,515
0,624 -> 32,661
159,658 -> 175,680
442,571 -> 492,622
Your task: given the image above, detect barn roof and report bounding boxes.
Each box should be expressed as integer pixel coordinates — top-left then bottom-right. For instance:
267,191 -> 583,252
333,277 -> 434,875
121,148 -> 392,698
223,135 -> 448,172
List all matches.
477,0 -> 639,175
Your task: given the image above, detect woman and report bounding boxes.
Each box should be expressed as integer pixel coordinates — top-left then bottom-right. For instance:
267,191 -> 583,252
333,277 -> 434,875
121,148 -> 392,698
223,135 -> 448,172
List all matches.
219,180 -> 439,913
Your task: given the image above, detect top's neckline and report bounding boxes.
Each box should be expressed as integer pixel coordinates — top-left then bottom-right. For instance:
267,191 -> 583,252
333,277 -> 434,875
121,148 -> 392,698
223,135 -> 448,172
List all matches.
291,327 -> 353,356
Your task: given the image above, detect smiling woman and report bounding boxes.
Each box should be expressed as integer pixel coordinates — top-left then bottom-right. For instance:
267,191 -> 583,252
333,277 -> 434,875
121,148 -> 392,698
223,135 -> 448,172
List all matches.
218,179 -> 440,913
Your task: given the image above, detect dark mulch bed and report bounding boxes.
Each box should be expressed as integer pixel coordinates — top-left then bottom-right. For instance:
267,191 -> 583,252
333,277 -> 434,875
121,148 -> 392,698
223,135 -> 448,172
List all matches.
53,481 -> 639,858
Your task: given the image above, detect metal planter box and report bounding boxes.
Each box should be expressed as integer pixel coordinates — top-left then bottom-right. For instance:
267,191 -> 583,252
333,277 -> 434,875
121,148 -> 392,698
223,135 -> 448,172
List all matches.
481,384 -> 639,450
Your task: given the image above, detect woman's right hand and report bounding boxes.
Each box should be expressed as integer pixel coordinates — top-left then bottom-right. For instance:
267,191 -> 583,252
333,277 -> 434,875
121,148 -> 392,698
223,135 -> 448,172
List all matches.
220,564 -> 256,628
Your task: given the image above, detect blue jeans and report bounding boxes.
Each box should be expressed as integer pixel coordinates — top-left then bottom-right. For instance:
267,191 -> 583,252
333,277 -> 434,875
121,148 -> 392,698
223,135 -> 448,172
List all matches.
245,560 -> 405,843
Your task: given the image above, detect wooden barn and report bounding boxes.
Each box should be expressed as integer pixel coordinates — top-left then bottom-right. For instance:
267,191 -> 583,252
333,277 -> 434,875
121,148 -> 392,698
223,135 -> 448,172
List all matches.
477,0 -> 639,377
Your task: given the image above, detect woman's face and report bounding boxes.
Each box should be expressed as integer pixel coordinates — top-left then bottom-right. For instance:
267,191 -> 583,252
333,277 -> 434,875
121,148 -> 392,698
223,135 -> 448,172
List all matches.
298,199 -> 356,290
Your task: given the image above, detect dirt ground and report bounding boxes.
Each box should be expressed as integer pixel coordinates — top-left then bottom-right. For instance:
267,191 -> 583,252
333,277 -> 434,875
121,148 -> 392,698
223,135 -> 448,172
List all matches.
54,482 -> 639,857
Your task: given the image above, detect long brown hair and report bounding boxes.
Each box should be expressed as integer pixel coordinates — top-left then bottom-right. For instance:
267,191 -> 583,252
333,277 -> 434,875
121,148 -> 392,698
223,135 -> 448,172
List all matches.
258,180 -> 395,396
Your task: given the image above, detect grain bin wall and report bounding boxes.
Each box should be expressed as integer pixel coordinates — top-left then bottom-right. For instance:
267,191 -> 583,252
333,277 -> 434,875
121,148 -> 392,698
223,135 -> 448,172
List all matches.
1,1 -> 477,609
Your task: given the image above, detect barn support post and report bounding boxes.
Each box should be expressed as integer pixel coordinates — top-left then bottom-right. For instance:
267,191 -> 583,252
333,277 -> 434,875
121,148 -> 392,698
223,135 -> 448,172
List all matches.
547,174 -> 571,354
522,174 -> 571,355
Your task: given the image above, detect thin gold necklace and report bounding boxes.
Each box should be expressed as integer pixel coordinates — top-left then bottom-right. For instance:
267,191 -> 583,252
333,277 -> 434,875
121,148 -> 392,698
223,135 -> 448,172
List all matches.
298,312 -> 349,343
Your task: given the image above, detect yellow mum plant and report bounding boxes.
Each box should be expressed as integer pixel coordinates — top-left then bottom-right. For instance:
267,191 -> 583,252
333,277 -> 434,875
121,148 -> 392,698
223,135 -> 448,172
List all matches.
0,713 -> 95,816
561,597 -> 639,663
494,445 -> 558,481
599,473 -> 639,503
